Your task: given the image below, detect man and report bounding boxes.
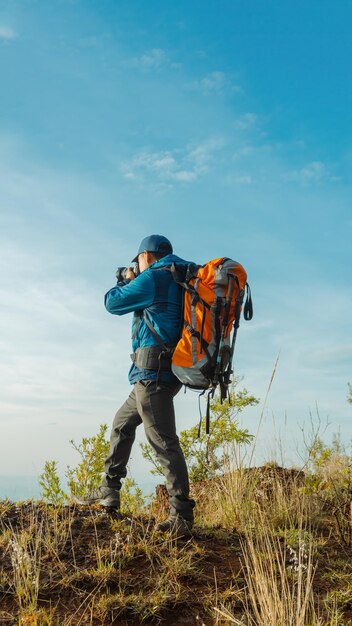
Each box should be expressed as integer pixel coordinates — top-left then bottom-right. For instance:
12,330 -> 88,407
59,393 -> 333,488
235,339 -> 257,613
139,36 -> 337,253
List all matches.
78,234 -> 195,537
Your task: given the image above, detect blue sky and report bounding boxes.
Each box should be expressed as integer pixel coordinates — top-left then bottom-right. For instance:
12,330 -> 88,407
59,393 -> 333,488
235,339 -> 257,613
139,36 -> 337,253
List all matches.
0,0 -> 351,489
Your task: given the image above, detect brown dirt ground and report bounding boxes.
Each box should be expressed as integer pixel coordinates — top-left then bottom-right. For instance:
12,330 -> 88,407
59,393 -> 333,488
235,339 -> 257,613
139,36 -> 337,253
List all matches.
0,503 -> 246,625
1,467 -> 352,625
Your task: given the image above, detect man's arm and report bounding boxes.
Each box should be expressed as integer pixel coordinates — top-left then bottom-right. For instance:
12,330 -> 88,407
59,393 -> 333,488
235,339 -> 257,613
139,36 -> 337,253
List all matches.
104,270 -> 155,315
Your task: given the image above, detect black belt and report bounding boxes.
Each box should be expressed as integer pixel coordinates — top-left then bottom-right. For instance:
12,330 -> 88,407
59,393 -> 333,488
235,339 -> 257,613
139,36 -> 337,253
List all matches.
131,345 -> 175,371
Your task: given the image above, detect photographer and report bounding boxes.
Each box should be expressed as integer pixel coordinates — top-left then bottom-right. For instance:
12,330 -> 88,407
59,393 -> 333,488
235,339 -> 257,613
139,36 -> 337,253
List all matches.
77,234 -> 195,538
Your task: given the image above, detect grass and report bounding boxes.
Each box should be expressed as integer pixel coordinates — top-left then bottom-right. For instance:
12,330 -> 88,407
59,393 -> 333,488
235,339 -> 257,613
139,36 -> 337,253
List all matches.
1,440 -> 352,625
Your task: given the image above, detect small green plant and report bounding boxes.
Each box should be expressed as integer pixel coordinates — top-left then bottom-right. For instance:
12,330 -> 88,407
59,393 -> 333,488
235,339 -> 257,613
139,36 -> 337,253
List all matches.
40,425 -> 110,503
324,585 -> 352,617
308,434 -> 347,472
120,477 -> 148,515
66,423 -> 110,498
39,424 -> 147,514
39,460 -> 67,506
141,383 -> 258,482
306,434 -> 352,547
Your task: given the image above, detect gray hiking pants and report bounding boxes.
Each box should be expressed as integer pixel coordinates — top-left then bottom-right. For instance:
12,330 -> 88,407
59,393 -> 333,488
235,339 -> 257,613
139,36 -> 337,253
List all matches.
103,379 -> 195,521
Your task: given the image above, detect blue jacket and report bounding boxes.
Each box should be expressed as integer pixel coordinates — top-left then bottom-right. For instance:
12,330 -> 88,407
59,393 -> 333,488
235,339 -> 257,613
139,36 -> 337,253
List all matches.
104,254 -> 191,383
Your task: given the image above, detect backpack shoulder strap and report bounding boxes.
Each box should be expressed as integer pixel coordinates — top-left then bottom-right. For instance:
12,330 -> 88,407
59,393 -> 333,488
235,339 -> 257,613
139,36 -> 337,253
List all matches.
142,310 -> 169,351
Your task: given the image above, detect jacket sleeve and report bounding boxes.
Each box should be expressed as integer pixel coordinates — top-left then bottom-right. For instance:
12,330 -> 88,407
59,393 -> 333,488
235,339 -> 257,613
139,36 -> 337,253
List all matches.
104,270 -> 155,315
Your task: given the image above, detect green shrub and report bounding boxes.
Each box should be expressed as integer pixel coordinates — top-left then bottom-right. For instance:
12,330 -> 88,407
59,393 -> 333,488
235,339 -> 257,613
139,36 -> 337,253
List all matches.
66,423 -> 110,498
120,477 -> 149,515
39,460 -> 67,506
306,434 -> 352,547
39,425 -> 148,511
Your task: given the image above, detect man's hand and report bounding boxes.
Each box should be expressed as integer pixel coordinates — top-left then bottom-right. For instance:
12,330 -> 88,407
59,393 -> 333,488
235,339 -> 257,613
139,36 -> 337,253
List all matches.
125,267 -> 137,280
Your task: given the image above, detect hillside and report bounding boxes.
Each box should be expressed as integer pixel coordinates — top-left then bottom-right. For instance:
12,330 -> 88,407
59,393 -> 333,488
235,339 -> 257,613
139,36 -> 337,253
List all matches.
0,466 -> 351,625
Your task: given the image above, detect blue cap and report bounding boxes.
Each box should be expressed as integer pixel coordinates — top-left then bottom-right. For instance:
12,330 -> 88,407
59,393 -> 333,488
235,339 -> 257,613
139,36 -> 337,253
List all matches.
132,234 -> 173,263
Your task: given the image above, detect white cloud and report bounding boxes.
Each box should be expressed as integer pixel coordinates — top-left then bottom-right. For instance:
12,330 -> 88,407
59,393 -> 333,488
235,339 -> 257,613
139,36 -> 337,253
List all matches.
121,149 -> 194,182
233,113 -> 258,130
172,170 -> 198,182
121,151 -> 176,180
283,161 -> 341,184
123,171 -> 137,180
129,48 -> 167,70
192,71 -> 242,95
198,71 -> 226,93
140,48 -> 166,67
120,137 -> 225,185
187,137 -> 225,166
0,26 -> 17,40
300,161 -> 327,181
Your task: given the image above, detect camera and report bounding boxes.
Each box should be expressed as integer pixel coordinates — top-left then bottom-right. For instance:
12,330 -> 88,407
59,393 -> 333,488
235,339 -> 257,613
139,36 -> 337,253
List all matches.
116,264 -> 140,282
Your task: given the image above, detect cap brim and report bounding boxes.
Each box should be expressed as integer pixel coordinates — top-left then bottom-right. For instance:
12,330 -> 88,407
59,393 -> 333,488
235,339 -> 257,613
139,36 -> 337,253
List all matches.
131,254 -> 138,263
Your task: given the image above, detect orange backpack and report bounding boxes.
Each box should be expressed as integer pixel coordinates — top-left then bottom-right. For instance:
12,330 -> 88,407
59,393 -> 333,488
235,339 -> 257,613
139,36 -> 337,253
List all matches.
170,257 -> 253,429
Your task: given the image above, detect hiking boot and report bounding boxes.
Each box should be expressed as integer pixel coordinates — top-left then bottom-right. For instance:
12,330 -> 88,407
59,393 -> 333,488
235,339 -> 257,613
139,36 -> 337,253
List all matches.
156,516 -> 193,539
74,485 -> 120,508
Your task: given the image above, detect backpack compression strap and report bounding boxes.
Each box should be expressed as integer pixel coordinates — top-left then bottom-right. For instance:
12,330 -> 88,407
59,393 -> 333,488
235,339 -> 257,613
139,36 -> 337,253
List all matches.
244,283 -> 253,320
